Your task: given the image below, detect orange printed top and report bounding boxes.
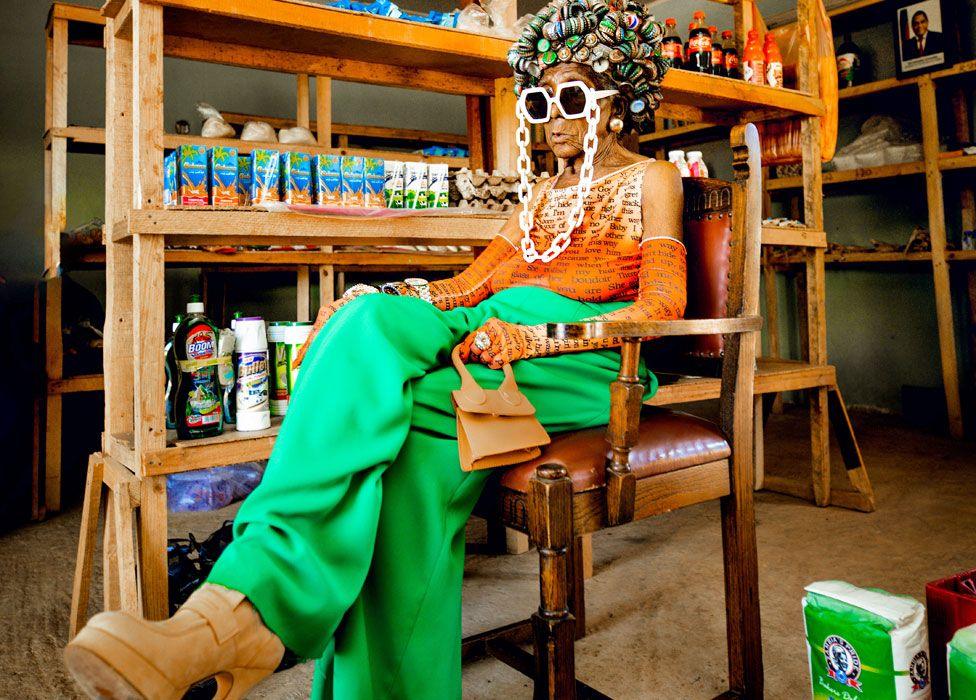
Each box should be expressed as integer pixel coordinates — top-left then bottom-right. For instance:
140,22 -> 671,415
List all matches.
489,160 -> 649,303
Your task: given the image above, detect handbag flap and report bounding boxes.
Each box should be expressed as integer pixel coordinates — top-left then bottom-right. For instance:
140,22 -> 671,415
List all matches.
450,346 -> 536,416
454,403 -> 551,463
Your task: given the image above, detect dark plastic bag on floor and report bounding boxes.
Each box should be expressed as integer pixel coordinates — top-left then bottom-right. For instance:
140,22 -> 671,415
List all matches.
166,461 -> 266,512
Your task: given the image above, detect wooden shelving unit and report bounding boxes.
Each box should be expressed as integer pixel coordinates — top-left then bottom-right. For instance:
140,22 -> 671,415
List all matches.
762,5 -> 976,438
36,2 -> 490,518
66,0 -> 878,626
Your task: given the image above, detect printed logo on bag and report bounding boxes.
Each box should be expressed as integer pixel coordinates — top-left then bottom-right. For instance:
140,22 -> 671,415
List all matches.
909,650 -> 929,691
823,635 -> 862,690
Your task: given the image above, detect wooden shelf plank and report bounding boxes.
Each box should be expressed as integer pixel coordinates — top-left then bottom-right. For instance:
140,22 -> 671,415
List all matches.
660,71 -> 823,119
67,248 -> 476,269
768,250 -> 934,265
838,59 -> 976,101
767,155 -> 976,191
119,209 -> 508,247
761,227 -> 827,247
48,374 -> 105,395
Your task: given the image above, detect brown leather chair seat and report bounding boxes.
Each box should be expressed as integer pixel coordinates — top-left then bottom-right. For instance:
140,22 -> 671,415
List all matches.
499,407 -> 730,494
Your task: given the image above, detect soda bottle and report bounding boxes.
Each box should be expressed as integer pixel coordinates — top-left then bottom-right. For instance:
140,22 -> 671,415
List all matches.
164,313 -> 183,430
743,29 -> 765,85
684,24 -> 693,70
764,33 -> 784,88
173,294 -> 223,439
661,18 -> 684,70
723,30 -> 740,79
709,26 -> 724,76
687,12 -> 713,73
836,32 -> 862,88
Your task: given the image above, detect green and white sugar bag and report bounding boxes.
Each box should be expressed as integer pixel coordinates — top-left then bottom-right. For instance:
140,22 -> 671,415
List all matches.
804,581 -> 931,699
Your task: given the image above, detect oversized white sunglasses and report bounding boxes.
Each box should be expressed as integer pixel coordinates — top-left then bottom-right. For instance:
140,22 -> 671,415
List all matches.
516,80 -> 618,124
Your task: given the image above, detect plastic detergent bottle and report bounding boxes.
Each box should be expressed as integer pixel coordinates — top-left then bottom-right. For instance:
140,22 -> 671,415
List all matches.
173,295 -> 223,439
764,33 -> 784,88
661,18 -> 684,70
687,151 -> 709,178
668,150 -> 691,177
223,311 -> 244,425
686,12 -> 712,73
743,30 -> 765,85
234,317 -> 271,432
722,30 -> 740,79
164,313 -> 183,430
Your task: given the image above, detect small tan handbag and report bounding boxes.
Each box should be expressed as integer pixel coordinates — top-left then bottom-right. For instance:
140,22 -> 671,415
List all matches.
450,346 -> 551,472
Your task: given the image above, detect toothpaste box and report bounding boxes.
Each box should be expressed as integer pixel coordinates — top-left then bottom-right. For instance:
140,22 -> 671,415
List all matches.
427,163 -> 449,209
364,157 -> 385,208
249,149 -> 280,205
177,144 -> 209,206
238,156 -> 252,206
314,155 -> 342,206
403,162 -> 428,209
208,146 -> 239,207
280,151 -> 312,205
163,150 -> 178,207
341,155 -> 365,207
383,160 -> 404,209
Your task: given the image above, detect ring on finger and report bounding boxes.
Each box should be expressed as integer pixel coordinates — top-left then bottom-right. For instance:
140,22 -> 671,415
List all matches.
474,331 -> 492,351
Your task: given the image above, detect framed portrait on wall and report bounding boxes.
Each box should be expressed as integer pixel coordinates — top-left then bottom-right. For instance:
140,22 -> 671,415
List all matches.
891,0 -> 953,78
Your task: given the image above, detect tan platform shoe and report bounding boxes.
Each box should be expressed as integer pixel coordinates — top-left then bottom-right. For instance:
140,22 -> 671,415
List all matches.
64,584 -> 285,700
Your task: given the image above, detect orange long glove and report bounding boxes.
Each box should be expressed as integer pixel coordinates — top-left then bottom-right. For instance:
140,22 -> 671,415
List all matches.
458,237 -> 687,369
294,236 -> 517,367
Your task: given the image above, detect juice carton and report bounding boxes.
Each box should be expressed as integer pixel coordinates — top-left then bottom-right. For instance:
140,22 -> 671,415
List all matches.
177,144 -> 209,206
341,155 -> 365,207
208,146 -> 239,207
404,162 -> 428,209
383,160 -> 404,208
238,156 -> 252,206
427,163 -> 449,209
280,151 -> 312,205
364,157 -> 385,208
163,151 -> 178,207
314,155 -> 342,206
249,149 -> 280,205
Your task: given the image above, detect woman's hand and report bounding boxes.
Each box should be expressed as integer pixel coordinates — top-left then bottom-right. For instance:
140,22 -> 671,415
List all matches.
457,318 -> 531,369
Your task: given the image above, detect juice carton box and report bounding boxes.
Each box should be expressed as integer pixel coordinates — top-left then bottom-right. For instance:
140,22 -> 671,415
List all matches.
314,155 -> 342,206
249,149 -> 280,205
177,144 -> 209,206
427,163 -> 449,209
403,162 -> 428,209
208,146 -> 239,207
341,155 -> 365,207
280,151 -> 312,205
364,157 -> 385,208
163,151 -> 178,207
383,160 -> 404,209
238,156 -> 252,206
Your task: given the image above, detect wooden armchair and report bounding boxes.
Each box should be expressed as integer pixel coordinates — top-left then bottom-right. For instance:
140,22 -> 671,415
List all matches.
463,124 -> 764,698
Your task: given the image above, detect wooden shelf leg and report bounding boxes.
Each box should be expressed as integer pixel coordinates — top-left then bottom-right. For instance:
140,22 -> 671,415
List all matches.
809,387 -> 830,507
319,263 -> 335,306
115,482 -> 140,614
138,475 -> 168,620
70,454 -> 105,638
827,387 -> 876,512
103,488 -> 120,611
297,266 -> 311,322
45,277 -> 63,513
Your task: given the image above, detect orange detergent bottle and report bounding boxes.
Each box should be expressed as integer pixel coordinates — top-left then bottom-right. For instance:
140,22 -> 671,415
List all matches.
764,32 -> 784,88
743,29 -> 765,85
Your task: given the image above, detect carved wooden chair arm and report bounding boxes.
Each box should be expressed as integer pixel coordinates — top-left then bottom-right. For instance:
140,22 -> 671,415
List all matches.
546,316 -> 763,340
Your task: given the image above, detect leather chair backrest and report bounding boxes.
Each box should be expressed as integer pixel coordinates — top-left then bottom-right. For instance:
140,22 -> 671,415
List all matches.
681,177 -> 734,358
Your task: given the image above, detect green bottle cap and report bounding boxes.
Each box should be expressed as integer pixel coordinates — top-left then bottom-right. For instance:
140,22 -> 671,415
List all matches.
232,311 -> 244,319
189,293 -> 202,303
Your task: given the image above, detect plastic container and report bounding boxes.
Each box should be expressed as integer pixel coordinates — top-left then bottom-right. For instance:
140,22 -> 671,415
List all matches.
950,624 -> 976,698
687,151 -> 709,178
764,33 -> 784,89
926,567 -> 976,699
166,462 -> 266,512
686,12 -> 712,73
661,18 -> 684,70
172,296 -> 223,439
234,317 -> 271,432
722,30 -> 740,79
165,314 -> 183,430
268,322 -> 314,416
668,150 -> 691,177
743,29 -> 765,86
709,26 -> 724,76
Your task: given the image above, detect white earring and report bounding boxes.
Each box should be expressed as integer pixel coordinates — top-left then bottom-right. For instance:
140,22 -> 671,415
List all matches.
609,117 -> 624,133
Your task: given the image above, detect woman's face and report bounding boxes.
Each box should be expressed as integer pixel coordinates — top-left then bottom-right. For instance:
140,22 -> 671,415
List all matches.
536,63 -> 616,160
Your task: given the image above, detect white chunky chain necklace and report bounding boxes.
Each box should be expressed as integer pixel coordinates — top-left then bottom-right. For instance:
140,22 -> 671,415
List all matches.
515,105 -> 600,264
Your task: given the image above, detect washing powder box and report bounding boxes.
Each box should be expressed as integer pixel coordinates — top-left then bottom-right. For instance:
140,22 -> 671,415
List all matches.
314,155 -> 342,206
249,149 -> 280,205
280,152 -> 312,205
383,160 -> 404,209
364,157 -> 385,208
163,151 -> 178,207
403,162 -> 428,209
341,155 -> 365,207
427,163 -> 449,209
208,146 -> 239,207
238,156 -> 252,206
177,144 -> 209,206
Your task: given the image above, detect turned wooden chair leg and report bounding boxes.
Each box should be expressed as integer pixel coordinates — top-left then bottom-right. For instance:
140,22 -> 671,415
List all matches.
69,454 -> 104,638
567,536 -> 586,640
529,464 -> 576,700
720,489 -> 764,697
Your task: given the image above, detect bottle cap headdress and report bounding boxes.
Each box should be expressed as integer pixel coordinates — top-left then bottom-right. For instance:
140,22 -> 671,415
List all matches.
508,0 -> 669,264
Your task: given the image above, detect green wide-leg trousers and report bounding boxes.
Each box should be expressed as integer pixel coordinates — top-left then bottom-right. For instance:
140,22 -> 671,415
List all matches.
207,286 -> 656,699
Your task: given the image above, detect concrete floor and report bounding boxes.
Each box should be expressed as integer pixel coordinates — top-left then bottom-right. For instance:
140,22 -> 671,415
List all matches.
1,409 -> 974,699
